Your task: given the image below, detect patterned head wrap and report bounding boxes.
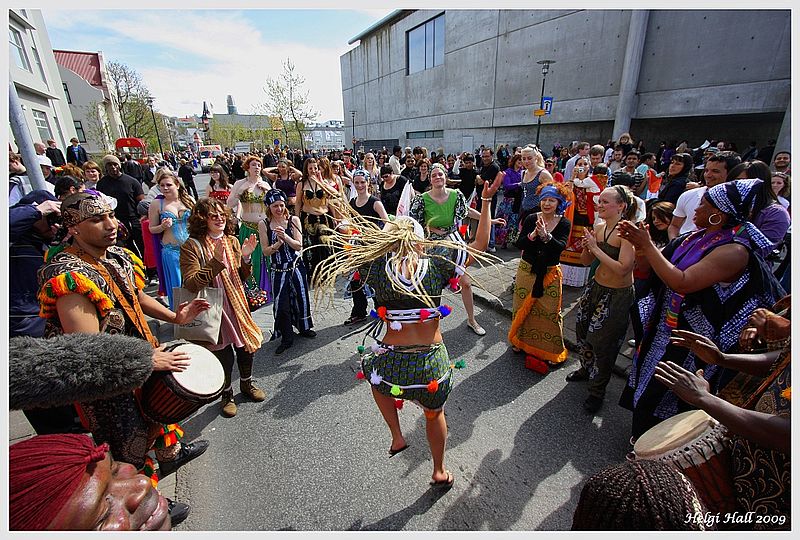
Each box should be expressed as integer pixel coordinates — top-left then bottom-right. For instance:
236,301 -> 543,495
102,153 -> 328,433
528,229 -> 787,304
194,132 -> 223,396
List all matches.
538,185 -> 569,214
704,179 -> 773,250
10,434 -> 110,530
264,188 -> 287,206
61,192 -> 114,228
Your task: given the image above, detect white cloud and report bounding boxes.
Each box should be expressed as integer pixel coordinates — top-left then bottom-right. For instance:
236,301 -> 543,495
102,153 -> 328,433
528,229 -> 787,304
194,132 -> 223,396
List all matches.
45,9 -> 359,121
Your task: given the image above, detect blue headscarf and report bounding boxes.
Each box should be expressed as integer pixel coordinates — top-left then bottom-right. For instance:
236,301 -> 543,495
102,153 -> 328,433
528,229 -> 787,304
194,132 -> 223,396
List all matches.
538,185 -> 570,214
264,188 -> 287,206
705,179 -> 772,251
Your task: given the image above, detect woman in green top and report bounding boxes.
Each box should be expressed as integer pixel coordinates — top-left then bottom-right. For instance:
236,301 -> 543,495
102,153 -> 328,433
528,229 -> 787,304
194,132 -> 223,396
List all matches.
410,163 -> 505,335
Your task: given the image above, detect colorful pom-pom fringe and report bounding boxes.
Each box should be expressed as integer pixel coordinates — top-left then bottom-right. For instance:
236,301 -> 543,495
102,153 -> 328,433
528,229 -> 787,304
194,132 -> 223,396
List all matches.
427,379 -> 439,393
356,371 -> 366,380
394,399 -> 404,410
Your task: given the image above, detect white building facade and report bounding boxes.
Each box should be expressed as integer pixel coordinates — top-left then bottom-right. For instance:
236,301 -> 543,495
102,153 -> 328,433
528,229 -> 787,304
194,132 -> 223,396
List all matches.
54,50 -> 124,156
9,9 -> 76,153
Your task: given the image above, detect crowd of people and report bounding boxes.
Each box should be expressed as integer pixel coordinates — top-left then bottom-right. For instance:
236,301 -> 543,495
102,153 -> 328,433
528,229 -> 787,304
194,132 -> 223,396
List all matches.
8,132 -> 791,531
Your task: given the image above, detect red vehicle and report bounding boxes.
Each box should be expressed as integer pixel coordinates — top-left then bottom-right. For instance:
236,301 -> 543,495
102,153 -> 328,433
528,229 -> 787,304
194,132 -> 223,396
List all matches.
115,137 -> 148,164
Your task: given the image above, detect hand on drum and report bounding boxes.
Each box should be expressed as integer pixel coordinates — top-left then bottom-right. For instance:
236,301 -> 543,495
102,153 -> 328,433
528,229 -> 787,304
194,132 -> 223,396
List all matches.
152,345 -> 191,372
669,330 -> 724,366
654,360 -> 710,407
173,298 -> 211,326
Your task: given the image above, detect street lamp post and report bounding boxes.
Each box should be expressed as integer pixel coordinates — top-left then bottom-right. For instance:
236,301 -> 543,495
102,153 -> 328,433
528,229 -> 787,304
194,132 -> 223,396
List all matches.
350,110 -> 356,154
535,59 -> 556,149
145,95 -> 164,155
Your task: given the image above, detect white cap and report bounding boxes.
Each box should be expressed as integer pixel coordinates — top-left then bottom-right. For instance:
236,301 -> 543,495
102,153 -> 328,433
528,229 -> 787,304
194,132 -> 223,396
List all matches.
37,155 -> 53,168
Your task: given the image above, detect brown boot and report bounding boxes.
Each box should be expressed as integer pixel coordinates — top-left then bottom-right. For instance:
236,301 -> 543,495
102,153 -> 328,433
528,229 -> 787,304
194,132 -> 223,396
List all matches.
220,388 -> 237,417
240,378 -> 266,402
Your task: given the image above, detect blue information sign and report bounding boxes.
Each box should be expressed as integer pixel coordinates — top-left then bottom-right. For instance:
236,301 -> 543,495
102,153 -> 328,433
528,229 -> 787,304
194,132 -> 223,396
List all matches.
541,96 -> 554,115
273,139 -> 280,146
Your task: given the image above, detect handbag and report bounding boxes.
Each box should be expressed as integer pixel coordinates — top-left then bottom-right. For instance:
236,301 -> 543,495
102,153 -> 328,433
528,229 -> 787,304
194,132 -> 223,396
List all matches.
173,238 -> 224,342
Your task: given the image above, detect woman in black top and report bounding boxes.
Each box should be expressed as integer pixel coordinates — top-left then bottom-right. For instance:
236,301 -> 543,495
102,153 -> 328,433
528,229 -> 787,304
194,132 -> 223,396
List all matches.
378,165 -> 407,216
344,170 -> 390,325
508,183 -> 572,373
412,158 -> 432,194
658,153 -> 693,205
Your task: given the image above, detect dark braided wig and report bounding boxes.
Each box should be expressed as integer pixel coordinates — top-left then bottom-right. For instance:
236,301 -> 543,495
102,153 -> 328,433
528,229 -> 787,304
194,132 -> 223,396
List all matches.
571,460 -> 710,530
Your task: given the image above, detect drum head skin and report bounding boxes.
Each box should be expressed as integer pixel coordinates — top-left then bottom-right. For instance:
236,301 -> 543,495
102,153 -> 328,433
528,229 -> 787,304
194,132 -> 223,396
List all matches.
634,410 -> 716,458
166,342 -> 225,397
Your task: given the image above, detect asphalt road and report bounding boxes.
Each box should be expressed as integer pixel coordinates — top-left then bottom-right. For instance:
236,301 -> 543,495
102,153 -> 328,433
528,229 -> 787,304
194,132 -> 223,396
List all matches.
173,284 -> 633,531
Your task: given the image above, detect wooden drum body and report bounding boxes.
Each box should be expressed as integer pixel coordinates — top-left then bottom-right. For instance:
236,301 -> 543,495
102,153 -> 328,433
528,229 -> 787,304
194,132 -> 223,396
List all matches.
632,410 -> 736,514
141,341 -> 224,424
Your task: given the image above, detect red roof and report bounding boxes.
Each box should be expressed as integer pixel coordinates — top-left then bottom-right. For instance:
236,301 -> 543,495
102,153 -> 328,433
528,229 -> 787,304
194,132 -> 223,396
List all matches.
53,50 -> 103,87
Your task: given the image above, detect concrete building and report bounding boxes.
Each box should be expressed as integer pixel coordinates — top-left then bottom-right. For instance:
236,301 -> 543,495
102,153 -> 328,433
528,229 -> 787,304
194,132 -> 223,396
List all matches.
341,10 -> 791,155
9,9 -> 76,152
54,49 -> 124,155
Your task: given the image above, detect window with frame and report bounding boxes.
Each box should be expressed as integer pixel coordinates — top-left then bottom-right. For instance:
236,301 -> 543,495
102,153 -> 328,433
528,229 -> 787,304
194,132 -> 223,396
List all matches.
63,83 -> 72,104
406,130 -> 444,139
74,121 -> 87,143
30,38 -> 48,86
407,14 -> 444,75
31,109 -> 53,141
9,26 -> 31,71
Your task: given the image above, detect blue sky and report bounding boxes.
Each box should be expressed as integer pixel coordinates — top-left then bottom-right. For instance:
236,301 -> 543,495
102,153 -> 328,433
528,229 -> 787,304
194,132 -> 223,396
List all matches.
43,9 -> 390,122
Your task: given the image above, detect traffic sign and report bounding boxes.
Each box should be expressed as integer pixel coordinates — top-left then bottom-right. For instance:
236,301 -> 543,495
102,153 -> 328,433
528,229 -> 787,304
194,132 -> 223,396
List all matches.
541,96 -> 553,114
273,139 -> 280,146
534,109 -> 547,117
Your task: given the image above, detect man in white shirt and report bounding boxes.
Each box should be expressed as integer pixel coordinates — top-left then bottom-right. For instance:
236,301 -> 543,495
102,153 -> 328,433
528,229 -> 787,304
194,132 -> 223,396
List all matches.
388,145 -> 403,175
668,152 -> 741,239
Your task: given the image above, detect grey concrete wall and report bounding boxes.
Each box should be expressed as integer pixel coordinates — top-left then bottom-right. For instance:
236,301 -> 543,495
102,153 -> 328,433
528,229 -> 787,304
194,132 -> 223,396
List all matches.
341,9 -> 790,154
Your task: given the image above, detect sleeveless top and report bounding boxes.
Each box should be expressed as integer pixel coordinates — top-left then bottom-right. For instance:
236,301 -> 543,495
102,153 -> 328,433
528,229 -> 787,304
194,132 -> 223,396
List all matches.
350,195 -> 383,227
160,199 -> 190,245
275,177 -> 297,198
521,170 -> 544,211
240,189 -> 265,204
598,240 -> 621,260
265,217 -> 300,268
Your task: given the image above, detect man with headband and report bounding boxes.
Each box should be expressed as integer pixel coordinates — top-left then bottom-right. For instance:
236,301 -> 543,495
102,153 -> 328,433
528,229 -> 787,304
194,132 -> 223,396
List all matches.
37,191 -> 211,524
10,434 -> 172,530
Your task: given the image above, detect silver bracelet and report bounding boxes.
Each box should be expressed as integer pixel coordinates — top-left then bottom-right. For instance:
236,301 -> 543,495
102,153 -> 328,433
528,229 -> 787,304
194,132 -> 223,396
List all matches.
480,197 -> 492,201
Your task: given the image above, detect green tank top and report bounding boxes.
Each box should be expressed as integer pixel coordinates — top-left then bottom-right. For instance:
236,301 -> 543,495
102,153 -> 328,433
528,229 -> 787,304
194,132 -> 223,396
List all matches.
423,190 -> 459,229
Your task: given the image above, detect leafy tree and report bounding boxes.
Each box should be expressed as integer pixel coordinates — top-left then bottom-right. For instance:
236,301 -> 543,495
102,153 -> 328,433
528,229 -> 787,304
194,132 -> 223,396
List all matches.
83,101 -> 114,155
262,59 -> 317,153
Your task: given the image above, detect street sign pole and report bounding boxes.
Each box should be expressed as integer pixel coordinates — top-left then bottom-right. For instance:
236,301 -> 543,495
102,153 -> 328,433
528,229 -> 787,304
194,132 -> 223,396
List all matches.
535,59 -> 555,149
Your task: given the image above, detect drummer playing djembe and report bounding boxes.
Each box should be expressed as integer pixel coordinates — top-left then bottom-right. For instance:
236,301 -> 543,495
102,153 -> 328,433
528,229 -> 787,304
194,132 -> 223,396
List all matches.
654,323 -> 790,530
37,192 -> 211,524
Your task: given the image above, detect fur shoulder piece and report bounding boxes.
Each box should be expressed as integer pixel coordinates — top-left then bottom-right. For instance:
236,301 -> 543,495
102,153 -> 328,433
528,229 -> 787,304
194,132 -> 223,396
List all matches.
10,333 -> 154,410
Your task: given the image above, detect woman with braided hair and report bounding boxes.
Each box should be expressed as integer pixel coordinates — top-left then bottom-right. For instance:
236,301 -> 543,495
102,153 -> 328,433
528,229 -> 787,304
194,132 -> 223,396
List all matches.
571,459 -> 712,530
312,170 -> 503,488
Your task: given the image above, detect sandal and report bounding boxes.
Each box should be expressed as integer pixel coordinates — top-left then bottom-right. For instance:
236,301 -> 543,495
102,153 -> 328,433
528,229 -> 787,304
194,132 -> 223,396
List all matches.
344,314 -> 367,326
429,470 -> 454,489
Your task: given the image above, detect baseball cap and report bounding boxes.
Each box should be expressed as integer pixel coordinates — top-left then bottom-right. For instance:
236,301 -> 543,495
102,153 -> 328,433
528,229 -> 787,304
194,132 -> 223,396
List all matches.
37,155 -> 53,168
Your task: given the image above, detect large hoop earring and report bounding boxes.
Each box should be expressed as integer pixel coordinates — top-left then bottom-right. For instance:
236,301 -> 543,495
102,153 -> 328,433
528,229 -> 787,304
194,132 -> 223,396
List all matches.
708,213 -> 722,226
